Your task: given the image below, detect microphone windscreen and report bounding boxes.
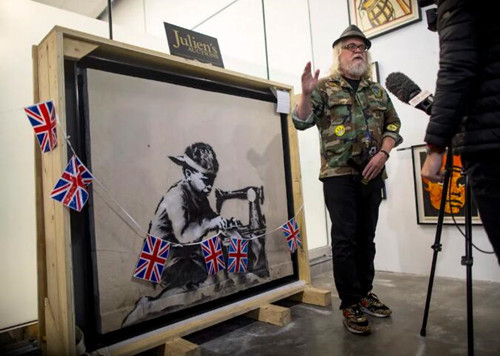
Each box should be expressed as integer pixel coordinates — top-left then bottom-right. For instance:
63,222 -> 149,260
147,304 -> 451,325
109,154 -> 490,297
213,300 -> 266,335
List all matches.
385,72 -> 421,103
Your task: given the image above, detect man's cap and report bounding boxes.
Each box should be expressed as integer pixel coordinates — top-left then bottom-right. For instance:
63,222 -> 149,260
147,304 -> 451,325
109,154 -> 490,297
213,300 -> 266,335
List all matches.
169,142 -> 219,174
332,24 -> 371,49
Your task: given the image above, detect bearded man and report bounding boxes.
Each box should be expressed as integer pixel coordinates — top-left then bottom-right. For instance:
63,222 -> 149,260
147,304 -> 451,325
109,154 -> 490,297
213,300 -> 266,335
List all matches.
292,25 -> 403,335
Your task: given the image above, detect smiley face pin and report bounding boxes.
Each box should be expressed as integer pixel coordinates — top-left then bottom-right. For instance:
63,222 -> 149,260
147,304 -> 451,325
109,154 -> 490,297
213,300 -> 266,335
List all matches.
335,125 -> 345,136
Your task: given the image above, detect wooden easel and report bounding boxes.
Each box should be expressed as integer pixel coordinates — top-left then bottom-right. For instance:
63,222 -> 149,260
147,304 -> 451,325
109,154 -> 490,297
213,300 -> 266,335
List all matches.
33,27 -> 330,356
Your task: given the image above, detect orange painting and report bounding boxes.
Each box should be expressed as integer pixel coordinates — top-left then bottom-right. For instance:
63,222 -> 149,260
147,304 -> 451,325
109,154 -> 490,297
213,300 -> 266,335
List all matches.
411,145 -> 481,225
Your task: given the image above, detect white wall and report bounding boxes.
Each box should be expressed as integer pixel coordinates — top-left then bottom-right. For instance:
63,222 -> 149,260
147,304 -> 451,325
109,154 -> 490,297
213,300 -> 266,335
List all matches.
1,0 -> 499,330
0,0 -> 95,331
0,0 -> 187,331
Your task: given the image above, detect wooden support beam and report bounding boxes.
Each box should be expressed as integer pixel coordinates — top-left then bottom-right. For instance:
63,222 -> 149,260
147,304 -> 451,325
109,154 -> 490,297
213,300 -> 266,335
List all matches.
288,287 -> 332,307
245,304 -> 291,327
37,30 -> 76,356
98,281 -> 306,355
157,338 -> 200,356
288,93 -> 311,283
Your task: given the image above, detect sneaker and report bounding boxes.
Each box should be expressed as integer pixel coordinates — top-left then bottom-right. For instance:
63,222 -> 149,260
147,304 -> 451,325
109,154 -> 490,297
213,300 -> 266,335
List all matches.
342,304 -> 371,335
360,292 -> 392,318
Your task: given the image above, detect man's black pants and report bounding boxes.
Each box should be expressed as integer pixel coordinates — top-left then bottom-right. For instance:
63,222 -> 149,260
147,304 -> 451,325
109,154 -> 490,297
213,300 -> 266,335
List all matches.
323,174 -> 383,309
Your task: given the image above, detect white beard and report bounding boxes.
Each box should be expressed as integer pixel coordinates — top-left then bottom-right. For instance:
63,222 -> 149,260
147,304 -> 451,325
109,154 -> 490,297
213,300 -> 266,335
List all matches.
344,60 -> 367,78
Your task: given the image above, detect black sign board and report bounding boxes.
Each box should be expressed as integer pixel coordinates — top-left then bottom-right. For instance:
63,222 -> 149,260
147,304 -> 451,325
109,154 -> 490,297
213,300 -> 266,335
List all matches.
164,22 -> 224,68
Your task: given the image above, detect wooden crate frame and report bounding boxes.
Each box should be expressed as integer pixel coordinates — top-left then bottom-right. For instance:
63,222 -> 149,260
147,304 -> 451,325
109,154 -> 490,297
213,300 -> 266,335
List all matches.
34,26 -> 315,355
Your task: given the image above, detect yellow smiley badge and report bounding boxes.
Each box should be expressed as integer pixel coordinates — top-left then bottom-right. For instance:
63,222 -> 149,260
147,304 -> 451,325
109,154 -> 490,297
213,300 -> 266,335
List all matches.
335,125 -> 346,136
387,123 -> 398,132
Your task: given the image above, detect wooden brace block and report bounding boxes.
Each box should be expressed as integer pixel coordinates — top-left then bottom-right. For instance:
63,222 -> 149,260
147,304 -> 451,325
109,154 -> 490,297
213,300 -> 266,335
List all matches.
288,287 -> 332,306
157,338 -> 201,356
245,303 -> 292,326
63,38 -> 99,60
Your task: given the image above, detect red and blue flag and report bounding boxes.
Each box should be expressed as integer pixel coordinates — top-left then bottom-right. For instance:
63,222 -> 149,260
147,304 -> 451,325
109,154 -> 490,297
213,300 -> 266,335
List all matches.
51,154 -> 93,212
24,100 -> 58,153
201,235 -> 225,275
281,217 -> 302,253
133,235 -> 171,283
227,237 -> 249,273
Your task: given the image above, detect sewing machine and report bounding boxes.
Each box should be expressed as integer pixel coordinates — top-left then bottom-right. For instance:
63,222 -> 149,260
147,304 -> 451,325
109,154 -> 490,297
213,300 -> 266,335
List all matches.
215,186 -> 268,277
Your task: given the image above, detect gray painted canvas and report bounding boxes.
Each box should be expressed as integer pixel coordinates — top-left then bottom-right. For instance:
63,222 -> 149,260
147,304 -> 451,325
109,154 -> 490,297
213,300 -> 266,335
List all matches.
86,69 -> 293,333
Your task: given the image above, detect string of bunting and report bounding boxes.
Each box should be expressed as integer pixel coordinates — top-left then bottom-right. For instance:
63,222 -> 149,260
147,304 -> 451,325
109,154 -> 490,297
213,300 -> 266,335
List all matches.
22,99 -> 304,284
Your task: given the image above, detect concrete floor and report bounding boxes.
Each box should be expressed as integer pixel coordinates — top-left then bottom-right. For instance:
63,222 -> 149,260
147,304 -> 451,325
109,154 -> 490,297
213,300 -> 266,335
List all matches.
183,265 -> 500,356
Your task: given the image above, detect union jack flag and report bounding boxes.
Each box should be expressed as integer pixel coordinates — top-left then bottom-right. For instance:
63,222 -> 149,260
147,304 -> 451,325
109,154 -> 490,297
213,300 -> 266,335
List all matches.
227,237 -> 249,273
133,235 -> 170,283
24,100 -> 58,153
201,235 -> 225,275
281,217 -> 302,253
51,154 -> 93,212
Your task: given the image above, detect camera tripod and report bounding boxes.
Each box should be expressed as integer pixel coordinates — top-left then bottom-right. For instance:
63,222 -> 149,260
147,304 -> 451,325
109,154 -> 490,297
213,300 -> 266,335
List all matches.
419,147 -> 475,356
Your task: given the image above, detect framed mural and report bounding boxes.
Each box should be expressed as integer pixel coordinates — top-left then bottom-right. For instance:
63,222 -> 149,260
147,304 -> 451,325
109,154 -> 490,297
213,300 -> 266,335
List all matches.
60,52 -> 300,350
347,0 -> 422,39
35,27 -> 315,356
411,145 -> 482,225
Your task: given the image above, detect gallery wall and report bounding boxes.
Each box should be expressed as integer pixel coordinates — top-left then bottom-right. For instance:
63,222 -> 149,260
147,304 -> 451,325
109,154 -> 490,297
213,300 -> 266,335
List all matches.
1,0 -> 499,331
86,0 -> 500,282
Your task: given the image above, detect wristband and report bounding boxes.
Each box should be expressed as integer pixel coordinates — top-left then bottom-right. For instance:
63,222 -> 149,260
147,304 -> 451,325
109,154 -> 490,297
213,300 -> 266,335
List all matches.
379,149 -> 390,159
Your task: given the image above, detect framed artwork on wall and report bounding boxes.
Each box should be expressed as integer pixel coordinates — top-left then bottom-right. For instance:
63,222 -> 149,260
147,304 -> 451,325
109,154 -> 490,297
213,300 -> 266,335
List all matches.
411,145 -> 482,225
347,0 -> 422,39
370,60 -> 387,200
371,61 -> 380,82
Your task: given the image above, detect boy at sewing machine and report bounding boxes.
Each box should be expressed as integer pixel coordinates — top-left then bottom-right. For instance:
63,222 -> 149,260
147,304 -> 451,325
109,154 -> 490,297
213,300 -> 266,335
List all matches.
149,142 -> 239,291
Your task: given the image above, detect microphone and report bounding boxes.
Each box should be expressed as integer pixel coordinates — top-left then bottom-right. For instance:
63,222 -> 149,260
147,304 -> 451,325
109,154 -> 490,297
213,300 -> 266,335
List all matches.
385,72 -> 434,115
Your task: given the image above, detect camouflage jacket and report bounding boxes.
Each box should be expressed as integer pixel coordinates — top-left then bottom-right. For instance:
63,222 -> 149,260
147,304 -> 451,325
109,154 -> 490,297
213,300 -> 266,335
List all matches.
293,75 -> 402,179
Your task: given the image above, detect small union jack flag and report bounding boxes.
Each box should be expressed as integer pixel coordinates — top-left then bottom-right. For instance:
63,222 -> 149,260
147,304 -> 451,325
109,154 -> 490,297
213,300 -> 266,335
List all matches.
201,235 -> 225,275
227,237 -> 249,273
24,100 -> 58,153
133,235 -> 170,283
281,217 -> 302,253
51,154 -> 93,212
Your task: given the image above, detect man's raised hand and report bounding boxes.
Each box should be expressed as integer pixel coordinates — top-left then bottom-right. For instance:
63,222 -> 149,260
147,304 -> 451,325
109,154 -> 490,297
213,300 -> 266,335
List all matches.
301,61 -> 320,96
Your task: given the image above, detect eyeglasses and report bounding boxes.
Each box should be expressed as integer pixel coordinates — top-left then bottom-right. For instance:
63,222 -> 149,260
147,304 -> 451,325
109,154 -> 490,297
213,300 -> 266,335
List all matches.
342,43 -> 368,52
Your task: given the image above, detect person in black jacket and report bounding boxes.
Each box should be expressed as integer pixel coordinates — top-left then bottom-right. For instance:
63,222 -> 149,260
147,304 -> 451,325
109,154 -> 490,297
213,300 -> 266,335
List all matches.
421,0 -> 500,263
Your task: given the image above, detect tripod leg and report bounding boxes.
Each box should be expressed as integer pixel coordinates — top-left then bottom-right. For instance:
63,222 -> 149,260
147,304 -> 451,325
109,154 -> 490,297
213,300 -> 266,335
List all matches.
420,151 -> 453,337
462,170 -> 474,356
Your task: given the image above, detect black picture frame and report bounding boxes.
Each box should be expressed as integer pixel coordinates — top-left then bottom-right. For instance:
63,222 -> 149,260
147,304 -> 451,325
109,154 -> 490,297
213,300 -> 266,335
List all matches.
63,55 -> 299,351
411,144 -> 482,225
